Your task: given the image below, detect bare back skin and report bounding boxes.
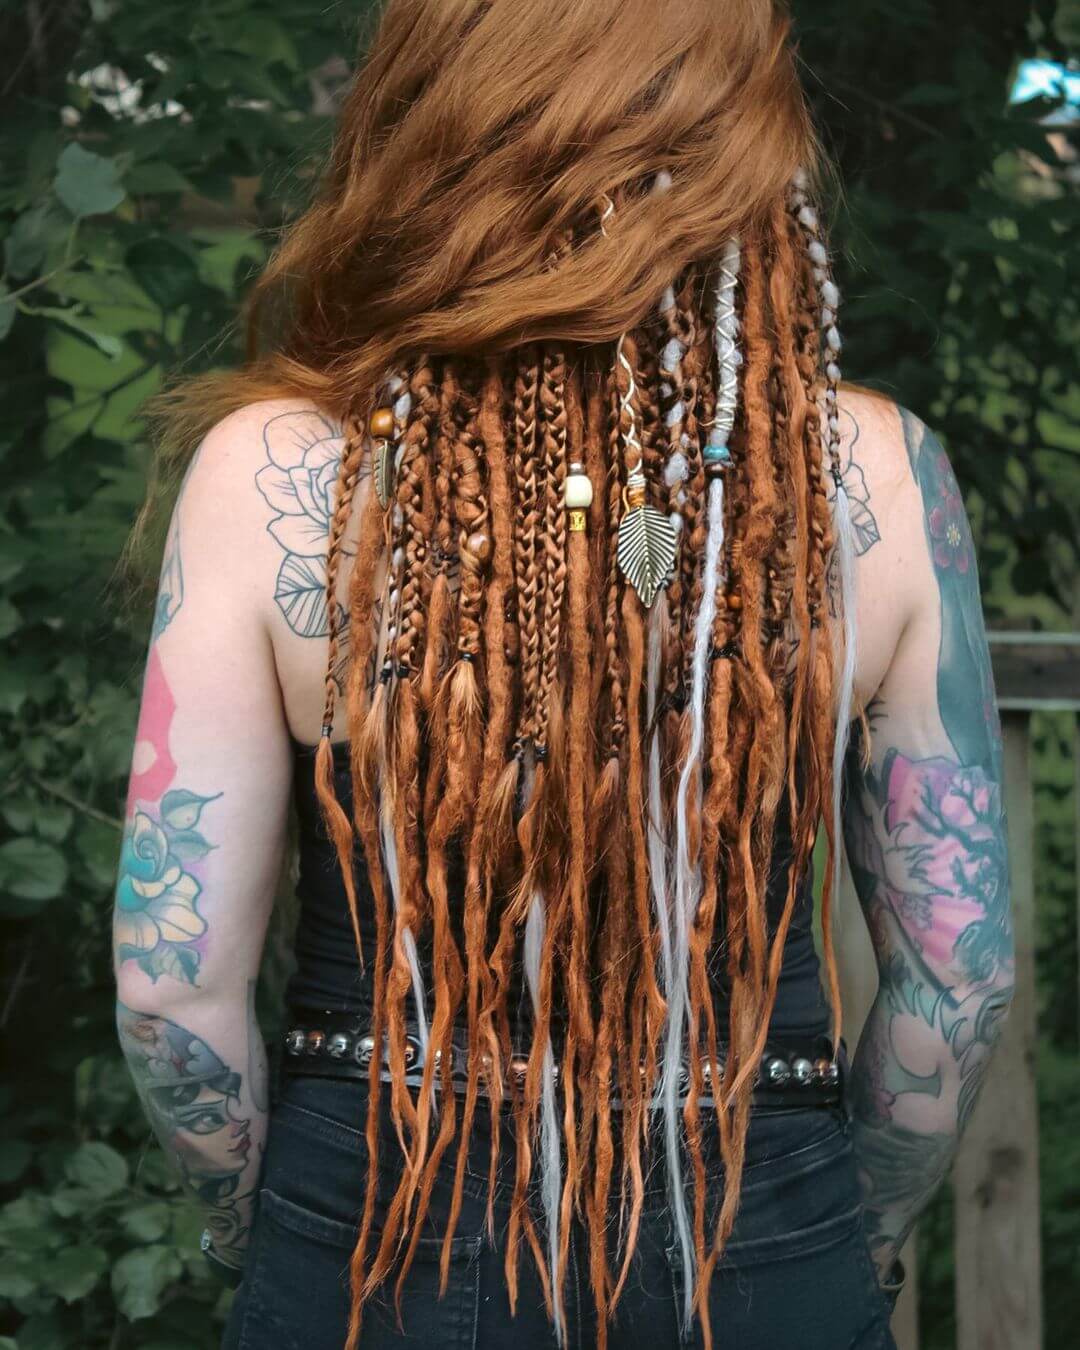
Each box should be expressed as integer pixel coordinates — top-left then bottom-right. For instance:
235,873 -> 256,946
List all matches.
114,386 -> 1011,1286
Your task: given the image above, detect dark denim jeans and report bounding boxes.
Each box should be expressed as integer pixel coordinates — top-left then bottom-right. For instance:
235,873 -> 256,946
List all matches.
223,1072 -> 896,1350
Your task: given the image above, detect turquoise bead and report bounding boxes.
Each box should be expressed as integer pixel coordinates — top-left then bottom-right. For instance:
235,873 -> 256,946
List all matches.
703,439 -> 731,465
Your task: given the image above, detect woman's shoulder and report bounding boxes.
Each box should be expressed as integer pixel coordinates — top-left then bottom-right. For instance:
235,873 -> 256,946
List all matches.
179,397 -> 347,562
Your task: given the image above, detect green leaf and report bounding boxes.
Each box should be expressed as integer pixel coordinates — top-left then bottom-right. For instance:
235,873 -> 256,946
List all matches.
49,1186 -> 100,1219
160,789 -> 221,832
0,280 -> 14,342
0,664 -> 29,716
0,1192 -> 63,1250
77,818 -> 124,889
32,306 -> 124,359
0,535 -> 29,586
53,143 -> 127,218
45,1244 -> 109,1302
0,1268 -> 35,1299
194,229 -> 265,296
121,1200 -> 172,1242
0,596 -> 21,639
124,161 -> 194,195
111,1245 -> 183,1321
3,204 -> 64,279
126,237 -> 199,312
64,1141 -> 128,1198
14,1312 -> 65,1350
0,838 -> 67,908
35,804 -> 74,843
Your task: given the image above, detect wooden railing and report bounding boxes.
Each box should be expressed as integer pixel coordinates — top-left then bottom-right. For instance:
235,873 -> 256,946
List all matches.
837,632 -> 1080,1350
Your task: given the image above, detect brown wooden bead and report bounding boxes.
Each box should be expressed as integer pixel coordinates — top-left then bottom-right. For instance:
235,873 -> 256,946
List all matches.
726,592 -> 743,611
369,407 -> 394,438
467,531 -> 492,563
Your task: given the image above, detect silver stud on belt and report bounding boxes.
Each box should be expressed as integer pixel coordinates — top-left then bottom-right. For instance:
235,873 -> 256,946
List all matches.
282,1025 -> 839,1094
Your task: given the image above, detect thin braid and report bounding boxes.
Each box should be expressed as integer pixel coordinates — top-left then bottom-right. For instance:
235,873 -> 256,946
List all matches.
534,345 -> 569,755
513,345 -> 545,750
313,416 -> 368,968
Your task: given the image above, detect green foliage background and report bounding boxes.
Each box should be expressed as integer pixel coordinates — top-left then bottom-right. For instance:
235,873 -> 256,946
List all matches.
0,1 -> 1076,1345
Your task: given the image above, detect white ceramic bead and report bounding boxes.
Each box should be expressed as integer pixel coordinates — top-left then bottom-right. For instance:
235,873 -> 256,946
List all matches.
563,473 -> 593,509
826,361 -> 841,383
826,325 -> 842,353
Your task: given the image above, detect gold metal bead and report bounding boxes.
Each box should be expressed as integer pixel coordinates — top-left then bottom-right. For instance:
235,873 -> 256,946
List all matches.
369,407 -> 394,439
568,509 -> 586,533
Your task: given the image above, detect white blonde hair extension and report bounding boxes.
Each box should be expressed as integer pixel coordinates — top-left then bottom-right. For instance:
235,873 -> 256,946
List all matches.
663,236 -> 741,1331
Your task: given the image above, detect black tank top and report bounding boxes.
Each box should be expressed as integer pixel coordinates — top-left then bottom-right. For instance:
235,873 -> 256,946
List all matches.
285,737 -> 831,1041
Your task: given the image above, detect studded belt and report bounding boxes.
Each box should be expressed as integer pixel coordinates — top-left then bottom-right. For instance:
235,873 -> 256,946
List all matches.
279,1007 -> 846,1110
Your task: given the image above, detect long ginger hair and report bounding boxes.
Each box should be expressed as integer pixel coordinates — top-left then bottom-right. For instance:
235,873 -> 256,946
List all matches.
151,3 -> 854,1347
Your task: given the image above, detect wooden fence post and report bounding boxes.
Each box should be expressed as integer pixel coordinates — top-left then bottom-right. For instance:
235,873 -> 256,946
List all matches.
953,710 -> 1042,1350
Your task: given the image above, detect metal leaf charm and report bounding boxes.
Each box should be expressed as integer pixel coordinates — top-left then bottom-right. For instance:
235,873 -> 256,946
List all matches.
616,504 -> 677,609
374,438 -> 394,509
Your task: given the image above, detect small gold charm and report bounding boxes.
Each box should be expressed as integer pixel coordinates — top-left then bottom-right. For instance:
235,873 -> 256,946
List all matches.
374,437 -> 394,508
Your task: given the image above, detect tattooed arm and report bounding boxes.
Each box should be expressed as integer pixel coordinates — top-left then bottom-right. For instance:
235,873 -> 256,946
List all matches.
114,407 -> 299,1273
843,407 -> 1014,1284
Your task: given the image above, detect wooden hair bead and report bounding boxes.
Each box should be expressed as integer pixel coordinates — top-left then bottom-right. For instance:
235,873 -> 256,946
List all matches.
726,592 -> 743,612
369,407 -> 394,439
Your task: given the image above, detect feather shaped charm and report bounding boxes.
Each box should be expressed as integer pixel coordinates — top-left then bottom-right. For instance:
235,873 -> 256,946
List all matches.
617,488 -> 677,609
374,436 -> 395,509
